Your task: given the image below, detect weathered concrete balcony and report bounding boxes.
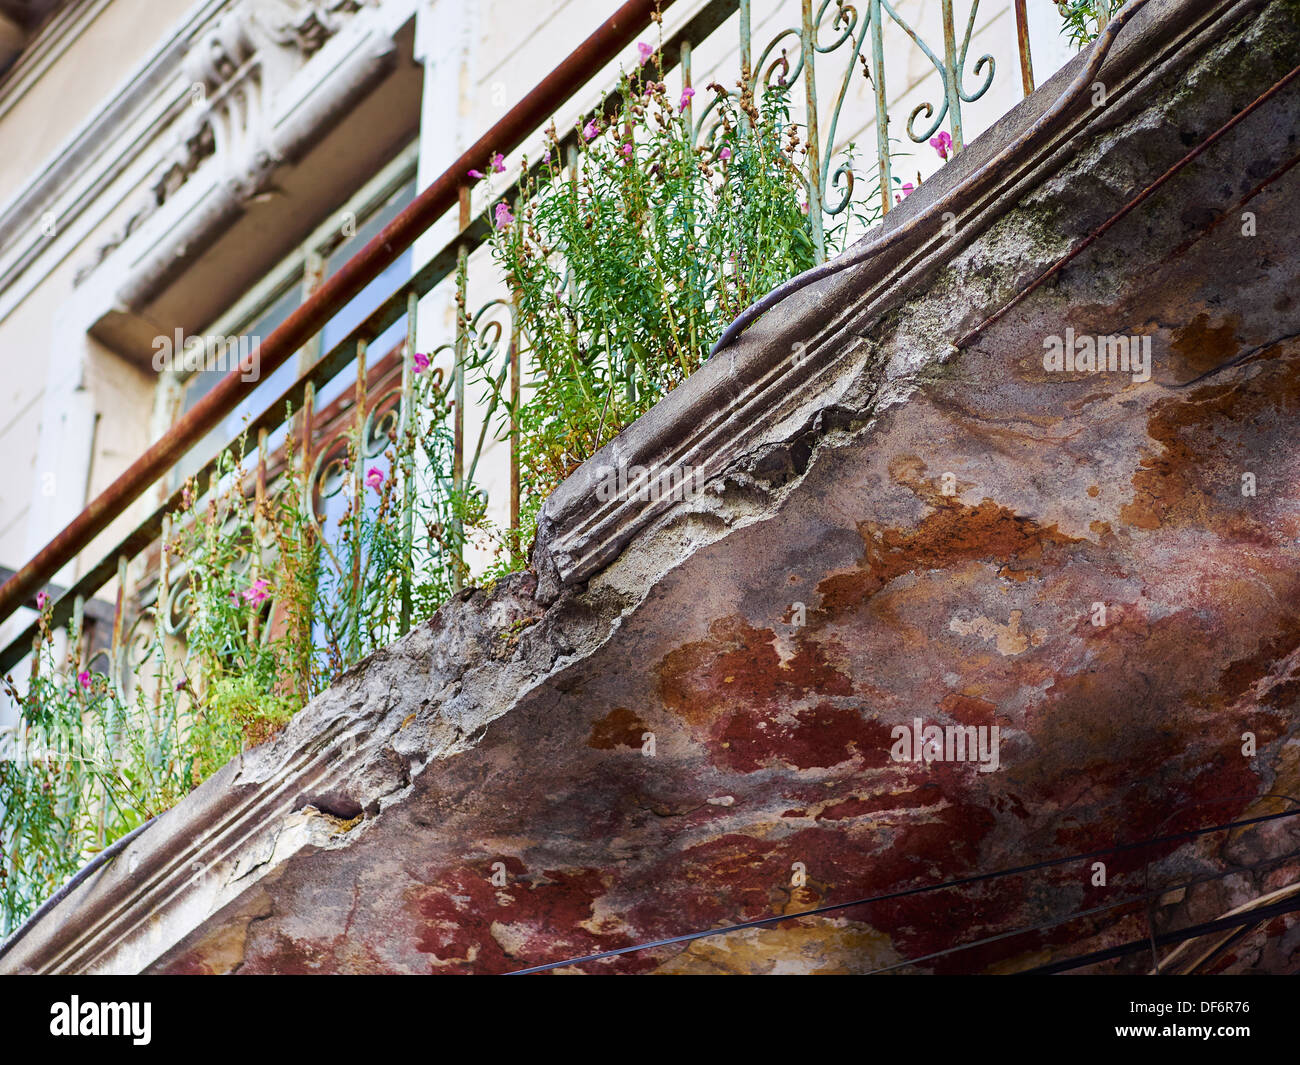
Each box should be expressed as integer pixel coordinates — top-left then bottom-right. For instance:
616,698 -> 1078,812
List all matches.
3,0 -> 1300,973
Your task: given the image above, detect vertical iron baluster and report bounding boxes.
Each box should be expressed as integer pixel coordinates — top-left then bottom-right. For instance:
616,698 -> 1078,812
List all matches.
940,0 -> 964,152
255,430 -> 268,513
300,250 -> 326,375
453,186 -> 470,593
103,552 -> 128,844
71,593 -> 85,671
565,145 -> 581,312
301,381 -> 315,484
292,246 -> 325,547
155,517 -> 169,723
870,0 -> 892,215
299,379 -> 316,704
509,285 -> 521,566
400,291 -> 417,634
350,340 -> 368,662
800,0 -> 825,261
738,0 -> 754,139
157,518 -> 170,635
110,554 -> 127,691
1014,0 -> 1035,96
249,428 -> 267,646
739,0 -> 752,87
71,593 -> 85,750
681,39 -> 693,128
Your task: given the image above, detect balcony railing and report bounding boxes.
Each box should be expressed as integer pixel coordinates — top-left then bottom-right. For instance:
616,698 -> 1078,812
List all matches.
0,0 -> 1042,684
0,3 -> 1060,898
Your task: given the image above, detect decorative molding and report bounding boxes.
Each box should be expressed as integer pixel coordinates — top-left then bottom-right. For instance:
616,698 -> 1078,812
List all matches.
71,117 -> 216,286
0,0 -> 230,319
0,0 -> 398,329
265,0 -> 366,57
109,10 -> 401,314
73,0 -> 376,290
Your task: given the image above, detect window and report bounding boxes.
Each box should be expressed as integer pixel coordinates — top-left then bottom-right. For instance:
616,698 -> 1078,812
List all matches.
170,147 -> 417,486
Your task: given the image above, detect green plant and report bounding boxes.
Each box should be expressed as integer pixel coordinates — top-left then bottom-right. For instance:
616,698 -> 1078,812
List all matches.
486,69 -> 878,539
1055,0 -> 1123,46
1,607 -> 189,933
1,439 -> 309,934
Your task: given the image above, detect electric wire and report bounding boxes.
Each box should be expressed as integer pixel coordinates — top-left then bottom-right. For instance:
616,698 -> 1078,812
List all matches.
508,806 -> 1300,974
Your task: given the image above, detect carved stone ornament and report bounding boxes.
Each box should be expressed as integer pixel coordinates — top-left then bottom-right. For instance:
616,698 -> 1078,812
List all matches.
73,0 -> 369,286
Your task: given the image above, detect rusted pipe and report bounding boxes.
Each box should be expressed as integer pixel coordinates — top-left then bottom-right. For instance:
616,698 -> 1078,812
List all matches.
0,0 -> 676,624
1014,0 -> 1035,96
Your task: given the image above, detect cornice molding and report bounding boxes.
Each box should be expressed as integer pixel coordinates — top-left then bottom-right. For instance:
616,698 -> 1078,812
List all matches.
0,0 -> 405,332
0,0 -> 229,312
108,7 -> 399,315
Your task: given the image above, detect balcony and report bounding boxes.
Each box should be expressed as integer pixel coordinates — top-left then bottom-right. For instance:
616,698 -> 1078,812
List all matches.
3,0 -> 1300,975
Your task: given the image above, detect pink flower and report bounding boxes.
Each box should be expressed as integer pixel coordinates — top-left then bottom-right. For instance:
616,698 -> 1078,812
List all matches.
365,466 -> 385,492
895,181 -> 915,204
241,578 -> 270,606
490,152 -> 506,173
77,671 -> 90,690
413,351 -> 430,373
582,119 -> 599,141
718,146 -> 732,161
637,41 -> 654,66
929,131 -> 953,160
467,168 -> 485,180
622,142 -> 634,157
679,86 -> 695,111
35,591 -> 48,609
494,202 -> 514,229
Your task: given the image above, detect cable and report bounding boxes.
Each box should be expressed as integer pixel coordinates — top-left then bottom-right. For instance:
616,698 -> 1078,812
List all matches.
865,845 -> 1300,975
507,806 -> 1300,974
1020,893 -> 1300,975
709,0 -> 1156,356
954,61 -> 1300,352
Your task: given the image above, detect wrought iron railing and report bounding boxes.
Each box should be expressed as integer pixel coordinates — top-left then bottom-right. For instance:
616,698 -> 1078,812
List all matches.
0,0 -> 1040,685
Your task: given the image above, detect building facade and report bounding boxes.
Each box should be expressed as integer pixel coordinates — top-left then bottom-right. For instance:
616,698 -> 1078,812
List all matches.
0,0 -> 1077,716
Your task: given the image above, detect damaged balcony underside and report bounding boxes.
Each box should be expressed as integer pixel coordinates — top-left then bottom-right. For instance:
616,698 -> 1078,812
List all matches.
4,0 -> 1300,974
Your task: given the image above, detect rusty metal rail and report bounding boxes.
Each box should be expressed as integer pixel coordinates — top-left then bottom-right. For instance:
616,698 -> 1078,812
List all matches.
0,0 -> 677,626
